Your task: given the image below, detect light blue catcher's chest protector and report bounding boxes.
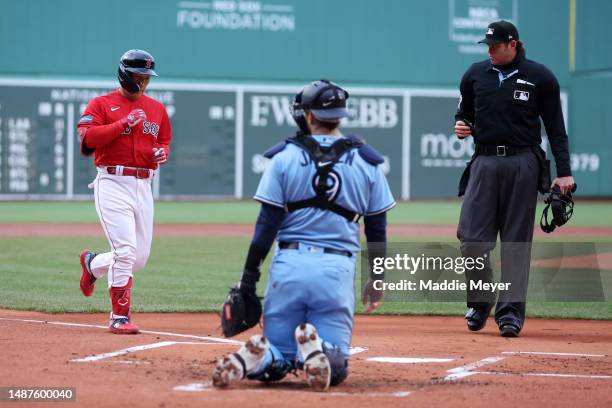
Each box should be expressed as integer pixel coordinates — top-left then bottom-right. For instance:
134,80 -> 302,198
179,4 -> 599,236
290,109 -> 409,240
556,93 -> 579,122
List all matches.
264,134 -> 381,223
255,133 -> 394,254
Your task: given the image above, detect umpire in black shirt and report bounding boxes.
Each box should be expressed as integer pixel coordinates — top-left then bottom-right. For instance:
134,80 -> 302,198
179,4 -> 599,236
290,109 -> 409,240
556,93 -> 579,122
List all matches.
454,21 -> 575,337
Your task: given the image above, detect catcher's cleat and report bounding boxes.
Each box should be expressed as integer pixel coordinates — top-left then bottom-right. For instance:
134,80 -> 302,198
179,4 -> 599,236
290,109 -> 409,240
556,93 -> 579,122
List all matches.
79,249 -> 97,297
213,335 -> 269,388
295,323 -> 331,392
108,317 -> 139,334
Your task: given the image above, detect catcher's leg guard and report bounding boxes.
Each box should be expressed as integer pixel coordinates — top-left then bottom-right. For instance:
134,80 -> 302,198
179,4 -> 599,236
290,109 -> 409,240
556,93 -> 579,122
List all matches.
322,342 -> 349,386
247,342 -> 294,382
108,278 -> 139,334
213,335 -> 269,388
295,323 -> 331,392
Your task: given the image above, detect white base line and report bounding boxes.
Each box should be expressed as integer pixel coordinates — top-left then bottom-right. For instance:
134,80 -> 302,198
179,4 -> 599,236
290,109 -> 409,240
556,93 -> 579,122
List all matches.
444,356 -> 505,381
71,341 -> 178,362
368,357 -> 454,364
503,351 -> 607,358
172,382 -> 412,397
0,317 -> 370,351
476,371 -> 612,380
70,341 -> 222,363
0,317 -> 241,344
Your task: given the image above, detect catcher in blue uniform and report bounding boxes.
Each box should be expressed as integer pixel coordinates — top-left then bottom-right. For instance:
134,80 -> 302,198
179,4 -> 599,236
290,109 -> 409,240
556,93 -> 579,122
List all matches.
212,79 -> 395,391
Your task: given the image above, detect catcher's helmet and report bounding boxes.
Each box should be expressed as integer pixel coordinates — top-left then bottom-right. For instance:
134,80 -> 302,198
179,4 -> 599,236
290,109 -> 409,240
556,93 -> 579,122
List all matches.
291,79 -> 350,134
117,49 -> 158,93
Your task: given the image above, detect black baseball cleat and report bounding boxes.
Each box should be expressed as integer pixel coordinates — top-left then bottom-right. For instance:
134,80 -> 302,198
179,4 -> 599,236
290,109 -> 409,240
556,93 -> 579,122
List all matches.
499,323 -> 520,338
465,306 -> 492,331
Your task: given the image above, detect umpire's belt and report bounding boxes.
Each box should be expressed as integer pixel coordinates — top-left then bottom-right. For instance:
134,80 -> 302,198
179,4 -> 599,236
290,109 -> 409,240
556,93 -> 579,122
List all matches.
278,241 -> 352,258
105,166 -> 153,179
475,144 -> 534,157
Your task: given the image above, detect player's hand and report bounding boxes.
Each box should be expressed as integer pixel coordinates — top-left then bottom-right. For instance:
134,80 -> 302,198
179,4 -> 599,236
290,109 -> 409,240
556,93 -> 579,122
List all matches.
125,109 -> 147,128
551,176 -> 576,196
362,278 -> 383,313
152,147 -> 168,164
455,120 -> 472,139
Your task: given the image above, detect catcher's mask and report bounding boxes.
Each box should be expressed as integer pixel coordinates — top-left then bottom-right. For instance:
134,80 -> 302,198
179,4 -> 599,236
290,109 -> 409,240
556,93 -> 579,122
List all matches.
540,184 -> 577,233
117,49 -> 158,94
291,79 -> 350,135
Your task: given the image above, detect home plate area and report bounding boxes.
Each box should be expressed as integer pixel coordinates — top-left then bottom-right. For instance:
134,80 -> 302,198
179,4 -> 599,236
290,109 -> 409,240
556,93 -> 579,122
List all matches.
2,311 -> 611,407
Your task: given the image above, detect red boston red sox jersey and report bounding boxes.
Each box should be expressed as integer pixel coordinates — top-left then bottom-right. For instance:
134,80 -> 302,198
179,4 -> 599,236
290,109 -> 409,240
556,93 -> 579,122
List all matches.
77,90 -> 172,169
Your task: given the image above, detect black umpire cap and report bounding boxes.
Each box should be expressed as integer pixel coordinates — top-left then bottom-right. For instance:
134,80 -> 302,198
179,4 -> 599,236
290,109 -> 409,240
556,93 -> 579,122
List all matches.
478,20 -> 519,45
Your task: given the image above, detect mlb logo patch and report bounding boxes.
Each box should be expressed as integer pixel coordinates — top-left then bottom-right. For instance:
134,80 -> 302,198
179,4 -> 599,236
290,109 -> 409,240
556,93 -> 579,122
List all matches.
514,90 -> 530,101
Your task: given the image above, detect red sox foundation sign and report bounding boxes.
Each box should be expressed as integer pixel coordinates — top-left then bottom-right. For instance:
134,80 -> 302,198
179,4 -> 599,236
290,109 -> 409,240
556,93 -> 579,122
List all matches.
177,1 -> 296,32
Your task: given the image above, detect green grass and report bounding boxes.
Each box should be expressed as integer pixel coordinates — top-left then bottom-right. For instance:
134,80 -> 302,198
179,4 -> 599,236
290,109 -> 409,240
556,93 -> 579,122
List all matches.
0,200 -> 610,318
0,236 -> 252,313
0,200 -> 610,227
0,236 -> 610,319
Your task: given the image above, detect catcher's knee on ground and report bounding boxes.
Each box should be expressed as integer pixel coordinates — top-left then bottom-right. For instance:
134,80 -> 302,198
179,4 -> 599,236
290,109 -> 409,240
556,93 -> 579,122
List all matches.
323,343 -> 349,386
247,358 -> 294,382
246,345 -> 294,382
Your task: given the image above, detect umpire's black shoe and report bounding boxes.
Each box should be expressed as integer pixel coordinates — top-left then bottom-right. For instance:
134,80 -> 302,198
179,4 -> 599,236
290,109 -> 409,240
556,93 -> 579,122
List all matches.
465,306 -> 492,331
499,323 -> 521,338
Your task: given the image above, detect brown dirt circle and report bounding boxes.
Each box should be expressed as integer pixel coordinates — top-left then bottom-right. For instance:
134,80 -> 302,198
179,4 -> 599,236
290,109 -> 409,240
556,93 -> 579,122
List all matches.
1,310 -> 611,408
1,223 -> 612,237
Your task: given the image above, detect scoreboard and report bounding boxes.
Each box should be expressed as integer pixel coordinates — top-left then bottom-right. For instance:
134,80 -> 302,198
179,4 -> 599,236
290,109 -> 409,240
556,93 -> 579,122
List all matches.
1,79 -> 588,199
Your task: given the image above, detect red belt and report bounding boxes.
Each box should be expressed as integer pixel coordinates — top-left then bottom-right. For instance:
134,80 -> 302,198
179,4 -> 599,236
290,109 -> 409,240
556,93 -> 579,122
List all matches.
106,166 -> 152,179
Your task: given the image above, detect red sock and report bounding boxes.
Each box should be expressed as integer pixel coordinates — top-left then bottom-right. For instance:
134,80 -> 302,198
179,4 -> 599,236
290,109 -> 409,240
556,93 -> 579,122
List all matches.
109,278 -> 133,318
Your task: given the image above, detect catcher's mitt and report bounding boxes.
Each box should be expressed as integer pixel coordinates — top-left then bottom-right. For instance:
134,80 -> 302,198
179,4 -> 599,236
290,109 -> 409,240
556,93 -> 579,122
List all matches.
220,284 -> 262,337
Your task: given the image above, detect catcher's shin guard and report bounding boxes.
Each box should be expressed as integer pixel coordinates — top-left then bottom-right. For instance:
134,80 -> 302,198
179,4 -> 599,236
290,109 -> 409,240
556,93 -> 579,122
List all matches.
295,323 -> 331,391
108,278 -> 139,334
79,249 -> 97,297
212,334 -> 269,388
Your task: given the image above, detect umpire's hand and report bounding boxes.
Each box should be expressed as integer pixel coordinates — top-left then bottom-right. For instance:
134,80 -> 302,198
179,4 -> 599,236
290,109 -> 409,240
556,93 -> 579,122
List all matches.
455,121 -> 472,139
551,176 -> 576,196
362,278 -> 383,313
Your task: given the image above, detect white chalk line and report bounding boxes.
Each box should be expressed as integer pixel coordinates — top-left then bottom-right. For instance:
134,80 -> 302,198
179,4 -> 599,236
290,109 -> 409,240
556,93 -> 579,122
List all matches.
109,360 -> 153,365
444,356 -> 506,381
502,351 -> 607,358
6,316 -> 608,385
445,351 -> 610,382
475,371 -> 612,380
0,316 -> 241,344
0,317 -> 369,352
70,341 -> 224,363
1,316 -> 369,364
172,382 -> 412,397
368,357 -> 454,364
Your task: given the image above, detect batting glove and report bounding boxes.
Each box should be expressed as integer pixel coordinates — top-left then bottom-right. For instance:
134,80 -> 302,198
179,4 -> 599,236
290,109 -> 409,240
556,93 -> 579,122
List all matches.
125,109 -> 147,127
152,147 -> 168,164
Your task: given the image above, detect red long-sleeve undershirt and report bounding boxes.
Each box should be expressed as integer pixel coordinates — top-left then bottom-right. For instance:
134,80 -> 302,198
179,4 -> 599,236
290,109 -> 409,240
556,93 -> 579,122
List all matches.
80,119 -> 127,150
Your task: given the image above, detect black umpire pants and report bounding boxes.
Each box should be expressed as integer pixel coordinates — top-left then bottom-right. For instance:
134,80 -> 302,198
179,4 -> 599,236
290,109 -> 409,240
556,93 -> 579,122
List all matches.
457,151 -> 539,329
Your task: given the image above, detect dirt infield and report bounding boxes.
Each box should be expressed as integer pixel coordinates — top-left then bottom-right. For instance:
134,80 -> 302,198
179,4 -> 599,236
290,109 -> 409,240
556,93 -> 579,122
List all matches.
2,223 -> 612,237
1,310 -> 611,408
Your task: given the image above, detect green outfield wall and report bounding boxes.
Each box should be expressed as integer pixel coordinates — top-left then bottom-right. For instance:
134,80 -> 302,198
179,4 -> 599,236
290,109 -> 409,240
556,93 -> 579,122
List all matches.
0,0 -> 610,198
